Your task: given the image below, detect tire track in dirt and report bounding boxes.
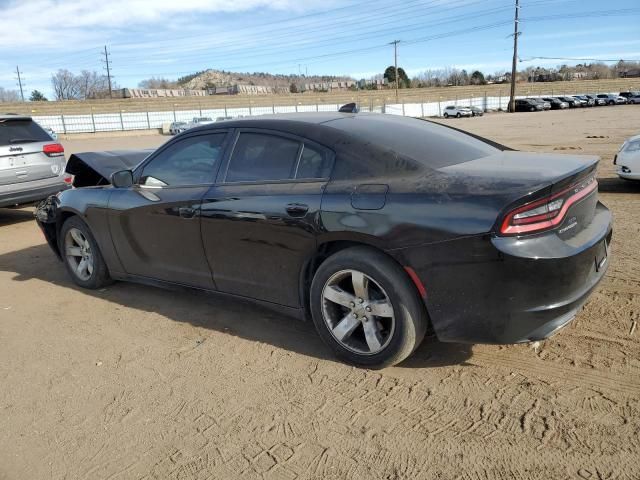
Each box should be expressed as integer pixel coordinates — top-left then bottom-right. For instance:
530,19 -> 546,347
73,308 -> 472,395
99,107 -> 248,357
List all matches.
467,349 -> 640,396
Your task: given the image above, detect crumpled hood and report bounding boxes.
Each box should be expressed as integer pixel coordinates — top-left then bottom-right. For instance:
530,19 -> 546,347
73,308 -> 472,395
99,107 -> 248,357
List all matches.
66,149 -> 153,187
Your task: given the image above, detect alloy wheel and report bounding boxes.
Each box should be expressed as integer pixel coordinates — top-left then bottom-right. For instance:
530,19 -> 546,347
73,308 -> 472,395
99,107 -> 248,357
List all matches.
64,227 -> 94,281
321,269 -> 395,355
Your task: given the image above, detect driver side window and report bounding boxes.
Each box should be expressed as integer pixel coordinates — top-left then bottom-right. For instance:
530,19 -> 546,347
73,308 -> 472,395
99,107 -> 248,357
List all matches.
140,133 -> 226,187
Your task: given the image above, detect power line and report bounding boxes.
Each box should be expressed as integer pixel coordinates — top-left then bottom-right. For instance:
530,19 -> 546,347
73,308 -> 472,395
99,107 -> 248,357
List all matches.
112,0 -> 501,65
523,56 -> 640,63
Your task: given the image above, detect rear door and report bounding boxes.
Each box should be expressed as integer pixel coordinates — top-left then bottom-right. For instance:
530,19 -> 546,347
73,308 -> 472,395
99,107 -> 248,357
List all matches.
200,129 -> 334,307
0,118 -> 62,186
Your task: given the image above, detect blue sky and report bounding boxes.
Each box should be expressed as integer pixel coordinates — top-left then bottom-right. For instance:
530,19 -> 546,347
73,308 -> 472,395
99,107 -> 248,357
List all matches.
1,0 -> 639,98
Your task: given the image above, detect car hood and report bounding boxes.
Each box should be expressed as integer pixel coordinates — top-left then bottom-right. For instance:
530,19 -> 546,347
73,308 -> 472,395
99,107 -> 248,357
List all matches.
66,149 -> 154,187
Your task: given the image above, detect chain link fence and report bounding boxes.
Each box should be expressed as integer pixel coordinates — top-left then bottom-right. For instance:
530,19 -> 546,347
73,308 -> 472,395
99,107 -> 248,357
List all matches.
32,90 -> 620,134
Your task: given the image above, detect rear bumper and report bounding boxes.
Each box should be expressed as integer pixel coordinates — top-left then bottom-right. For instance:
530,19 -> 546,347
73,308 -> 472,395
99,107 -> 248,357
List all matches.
0,181 -> 69,208
394,202 -> 613,344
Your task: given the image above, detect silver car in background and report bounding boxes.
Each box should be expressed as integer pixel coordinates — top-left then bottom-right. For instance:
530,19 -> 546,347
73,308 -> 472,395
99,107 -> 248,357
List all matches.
169,121 -> 188,135
0,114 -> 69,208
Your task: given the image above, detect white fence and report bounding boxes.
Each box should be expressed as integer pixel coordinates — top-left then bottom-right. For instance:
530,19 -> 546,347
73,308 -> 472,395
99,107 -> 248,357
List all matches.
32,93 -> 610,134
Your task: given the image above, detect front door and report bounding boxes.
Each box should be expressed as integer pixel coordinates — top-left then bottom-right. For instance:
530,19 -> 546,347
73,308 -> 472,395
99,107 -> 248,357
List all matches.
200,129 -> 333,306
108,131 -> 229,289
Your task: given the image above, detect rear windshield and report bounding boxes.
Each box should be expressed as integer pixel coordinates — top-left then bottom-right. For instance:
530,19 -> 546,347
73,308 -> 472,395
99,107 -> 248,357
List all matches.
330,114 -> 500,169
0,119 -> 50,146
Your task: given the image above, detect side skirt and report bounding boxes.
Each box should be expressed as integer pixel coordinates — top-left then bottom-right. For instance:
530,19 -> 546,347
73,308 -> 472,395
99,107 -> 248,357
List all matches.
110,272 -> 308,322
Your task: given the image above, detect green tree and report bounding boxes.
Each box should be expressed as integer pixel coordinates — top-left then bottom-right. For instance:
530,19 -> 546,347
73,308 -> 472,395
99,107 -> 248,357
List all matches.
289,82 -> 299,93
470,70 -> 486,85
29,89 -> 48,101
384,66 -> 410,88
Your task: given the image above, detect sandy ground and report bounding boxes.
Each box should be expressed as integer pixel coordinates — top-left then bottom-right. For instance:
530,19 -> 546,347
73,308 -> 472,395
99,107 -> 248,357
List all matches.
1,106 -> 639,480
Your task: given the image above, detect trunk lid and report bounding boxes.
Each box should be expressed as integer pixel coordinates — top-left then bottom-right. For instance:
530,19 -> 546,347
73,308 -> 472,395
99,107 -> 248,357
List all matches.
439,151 -> 599,238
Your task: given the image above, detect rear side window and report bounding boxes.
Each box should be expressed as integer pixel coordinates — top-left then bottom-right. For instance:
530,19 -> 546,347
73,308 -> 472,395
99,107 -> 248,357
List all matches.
226,133 -> 300,182
331,115 -> 499,169
0,119 -> 51,146
140,133 -> 226,186
296,144 -> 332,179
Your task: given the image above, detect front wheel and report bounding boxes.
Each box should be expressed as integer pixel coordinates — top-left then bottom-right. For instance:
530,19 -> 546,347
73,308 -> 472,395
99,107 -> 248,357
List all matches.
59,216 -> 113,289
456,112 -> 461,118
310,247 -> 428,368
443,112 -> 449,118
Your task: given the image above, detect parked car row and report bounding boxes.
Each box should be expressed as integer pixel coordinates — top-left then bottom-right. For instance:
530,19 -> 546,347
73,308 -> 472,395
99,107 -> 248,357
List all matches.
514,92 -> 638,112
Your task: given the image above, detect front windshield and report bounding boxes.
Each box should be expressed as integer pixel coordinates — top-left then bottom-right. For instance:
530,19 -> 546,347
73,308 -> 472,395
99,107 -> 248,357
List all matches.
624,140 -> 640,152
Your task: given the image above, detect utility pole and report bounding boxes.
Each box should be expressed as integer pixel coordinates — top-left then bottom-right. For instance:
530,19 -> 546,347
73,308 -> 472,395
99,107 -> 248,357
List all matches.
508,0 -> 520,113
15,66 -> 25,102
102,45 -> 113,98
390,40 -> 400,103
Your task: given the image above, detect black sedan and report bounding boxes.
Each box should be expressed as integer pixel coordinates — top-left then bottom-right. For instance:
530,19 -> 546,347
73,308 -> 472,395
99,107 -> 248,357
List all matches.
35,113 -> 612,368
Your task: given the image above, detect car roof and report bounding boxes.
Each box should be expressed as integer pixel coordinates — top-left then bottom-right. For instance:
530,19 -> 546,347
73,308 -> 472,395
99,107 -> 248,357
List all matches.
192,112 -> 505,169
0,114 -> 32,121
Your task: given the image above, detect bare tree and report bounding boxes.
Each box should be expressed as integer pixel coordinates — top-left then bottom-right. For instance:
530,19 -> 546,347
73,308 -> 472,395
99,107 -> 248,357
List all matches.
0,87 -> 20,102
78,70 -> 108,99
51,69 -> 111,100
51,69 -> 81,100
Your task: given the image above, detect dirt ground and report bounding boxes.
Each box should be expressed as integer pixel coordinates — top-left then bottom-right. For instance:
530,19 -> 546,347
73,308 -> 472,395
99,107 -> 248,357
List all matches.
1,106 -> 639,480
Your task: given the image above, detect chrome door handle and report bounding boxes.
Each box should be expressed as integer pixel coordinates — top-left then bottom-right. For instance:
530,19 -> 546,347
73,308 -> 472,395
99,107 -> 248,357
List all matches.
286,203 -> 309,217
179,207 -> 196,219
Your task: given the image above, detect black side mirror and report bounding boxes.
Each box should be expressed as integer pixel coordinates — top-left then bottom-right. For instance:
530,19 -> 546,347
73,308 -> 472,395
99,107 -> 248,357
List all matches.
111,170 -> 133,188
339,102 -> 359,113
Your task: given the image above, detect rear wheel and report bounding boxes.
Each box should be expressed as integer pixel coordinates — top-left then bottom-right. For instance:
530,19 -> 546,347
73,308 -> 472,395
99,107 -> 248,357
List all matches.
310,247 -> 428,368
443,112 -> 449,118
529,106 -> 535,112
59,216 -> 112,289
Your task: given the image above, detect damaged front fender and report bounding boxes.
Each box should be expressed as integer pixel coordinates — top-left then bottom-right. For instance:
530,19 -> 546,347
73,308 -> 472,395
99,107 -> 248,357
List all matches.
34,195 -> 63,260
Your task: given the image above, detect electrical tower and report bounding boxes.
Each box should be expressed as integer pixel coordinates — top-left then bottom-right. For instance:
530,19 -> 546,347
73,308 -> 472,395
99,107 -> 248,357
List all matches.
15,66 -> 25,102
101,45 -> 113,98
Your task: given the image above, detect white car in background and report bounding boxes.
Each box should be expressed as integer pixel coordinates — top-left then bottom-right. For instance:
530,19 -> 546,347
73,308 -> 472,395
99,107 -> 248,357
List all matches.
614,134 -> 640,180
442,105 -> 472,118
188,117 -> 215,128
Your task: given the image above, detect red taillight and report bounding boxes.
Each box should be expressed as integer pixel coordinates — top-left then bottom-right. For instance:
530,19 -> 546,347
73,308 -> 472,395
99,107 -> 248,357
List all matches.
63,174 -> 74,185
500,175 -> 598,236
43,143 -> 64,157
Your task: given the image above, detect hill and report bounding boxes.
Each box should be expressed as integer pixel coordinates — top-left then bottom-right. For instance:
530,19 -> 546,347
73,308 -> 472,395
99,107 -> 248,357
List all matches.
178,69 -> 354,91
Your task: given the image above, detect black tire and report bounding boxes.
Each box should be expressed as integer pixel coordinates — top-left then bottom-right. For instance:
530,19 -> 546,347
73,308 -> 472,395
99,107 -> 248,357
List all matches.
310,247 -> 428,368
609,100 -> 615,105
456,112 -> 461,118
443,112 -> 449,118
529,106 -> 535,112
59,216 -> 113,289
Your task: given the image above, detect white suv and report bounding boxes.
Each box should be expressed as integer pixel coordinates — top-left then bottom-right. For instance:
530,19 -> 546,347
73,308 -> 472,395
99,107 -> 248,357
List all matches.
442,105 -> 472,118
0,115 -> 69,208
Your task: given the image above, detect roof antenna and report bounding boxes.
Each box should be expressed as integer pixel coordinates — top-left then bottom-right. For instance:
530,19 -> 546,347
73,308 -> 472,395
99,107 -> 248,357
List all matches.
338,102 -> 359,113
